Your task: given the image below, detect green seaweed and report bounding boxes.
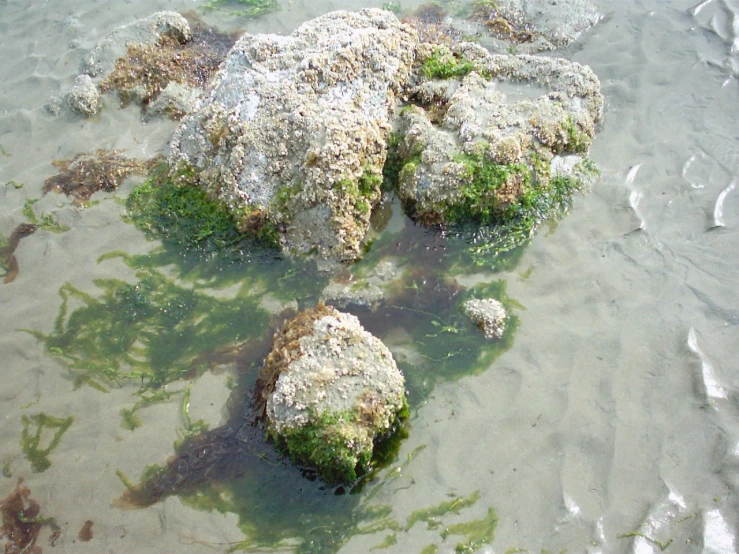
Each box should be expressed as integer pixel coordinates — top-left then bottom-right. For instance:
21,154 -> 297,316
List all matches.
22,199 -> 69,233
406,491 -> 481,531
202,0 -> 279,17
441,507 -> 498,553
421,48 -> 478,79
420,545 -> 440,554
371,532 -> 397,550
382,1 -> 402,14
26,258 -> 269,393
127,164 -> 280,252
271,399 -> 408,484
20,413 -> 74,472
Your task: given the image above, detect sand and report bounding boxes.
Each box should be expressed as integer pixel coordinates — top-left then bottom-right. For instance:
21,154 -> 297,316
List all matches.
0,0 -> 738,552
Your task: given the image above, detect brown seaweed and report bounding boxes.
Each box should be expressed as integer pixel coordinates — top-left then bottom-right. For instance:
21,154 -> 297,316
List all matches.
0,223 -> 37,284
43,150 -> 158,204
77,520 -> 93,542
0,479 -> 59,553
99,24 -> 236,116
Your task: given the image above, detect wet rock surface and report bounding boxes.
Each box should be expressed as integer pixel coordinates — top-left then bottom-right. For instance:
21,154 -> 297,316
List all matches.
169,9 -> 418,261
256,302 -> 406,483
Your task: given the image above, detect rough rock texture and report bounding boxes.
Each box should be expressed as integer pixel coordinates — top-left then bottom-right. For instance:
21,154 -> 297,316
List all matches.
83,11 -> 191,78
470,0 -> 602,54
463,297 -> 507,340
146,82 -> 202,120
397,42 -> 603,224
65,75 -> 100,117
169,9 -> 419,260
257,302 -> 406,483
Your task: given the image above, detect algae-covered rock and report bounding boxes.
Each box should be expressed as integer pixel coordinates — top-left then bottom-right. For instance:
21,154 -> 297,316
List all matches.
169,9 -> 419,261
84,11 -> 192,78
394,42 -> 602,255
463,297 -> 507,340
256,302 -> 406,483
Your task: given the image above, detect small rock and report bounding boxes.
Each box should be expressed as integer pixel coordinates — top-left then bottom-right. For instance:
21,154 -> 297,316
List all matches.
43,95 -> 62,116
463,297 -> 507,340
66,75 -> 100,117
257,302 -> 406,483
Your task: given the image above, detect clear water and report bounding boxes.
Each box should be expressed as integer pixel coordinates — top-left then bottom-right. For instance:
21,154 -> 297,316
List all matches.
1,0 -> 738,553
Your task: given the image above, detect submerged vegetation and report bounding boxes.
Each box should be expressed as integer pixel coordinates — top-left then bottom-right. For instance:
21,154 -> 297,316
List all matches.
43,149 -> 158,204
0,479 -> 60,552
202,0 -> 279,18
20,413 -> 74,473
26,255 -> 269,394
126,163 -> 282,253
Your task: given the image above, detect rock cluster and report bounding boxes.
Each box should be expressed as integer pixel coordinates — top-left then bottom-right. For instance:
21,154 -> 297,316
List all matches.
256,302 -> 406,483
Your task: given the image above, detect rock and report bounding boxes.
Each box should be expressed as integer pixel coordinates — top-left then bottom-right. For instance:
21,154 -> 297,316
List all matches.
43,95 -> 62,116
65,75 -> 100,117
146,82 -> 202,120
169,9 -> 419,261
322,258 -> 402,310
469,0 -> 602,54
84,11 -> 191,78
257,302 -> 406,483
463,297 -> 507,340
395,42 -> 602,237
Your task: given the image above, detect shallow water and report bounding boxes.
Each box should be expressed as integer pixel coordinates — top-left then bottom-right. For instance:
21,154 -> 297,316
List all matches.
1,0 -> 739,553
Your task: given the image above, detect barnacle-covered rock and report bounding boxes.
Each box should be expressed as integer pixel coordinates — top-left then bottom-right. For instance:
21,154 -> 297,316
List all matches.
65,75 -> 100,117
169,9 -> 419,261
256,302 -> 406,483
463,297 -> 507,340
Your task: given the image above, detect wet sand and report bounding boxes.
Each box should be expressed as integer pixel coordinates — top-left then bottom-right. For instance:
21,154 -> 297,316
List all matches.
1,0 -> 738,552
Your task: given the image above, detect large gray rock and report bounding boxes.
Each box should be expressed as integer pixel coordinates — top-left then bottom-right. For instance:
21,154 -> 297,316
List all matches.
396,42 -> 603,226
257,302 -> 406,483
169,9 -> 419,261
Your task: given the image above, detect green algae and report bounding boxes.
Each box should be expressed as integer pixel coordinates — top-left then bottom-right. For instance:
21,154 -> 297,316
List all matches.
421,48 -> 478,79
20,413 -> 74,473
25,256 -> 269,395
127,163 -> 280,252
271,399 -> 409,485
406,490 -> 481,531
202,0 -> 279,17
382,1 -> 402,14
420,545 -> 439,554
441,506 -> 498,553
22,199 -> 69,233
371,532 -> 397,550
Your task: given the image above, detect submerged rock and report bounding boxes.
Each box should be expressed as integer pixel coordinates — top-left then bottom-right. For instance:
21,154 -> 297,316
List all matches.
322,258 -> 403,310
469,0 -> 602,54
256,302 -> 406,483
463,297 -> 507,340
84,11 -> 192,78
169,9 -> 419,261
65,75 -> 100,117
394,42 -> 602,245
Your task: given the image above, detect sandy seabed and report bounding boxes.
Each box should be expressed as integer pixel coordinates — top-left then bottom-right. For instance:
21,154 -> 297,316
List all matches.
1,0 -> 738,552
